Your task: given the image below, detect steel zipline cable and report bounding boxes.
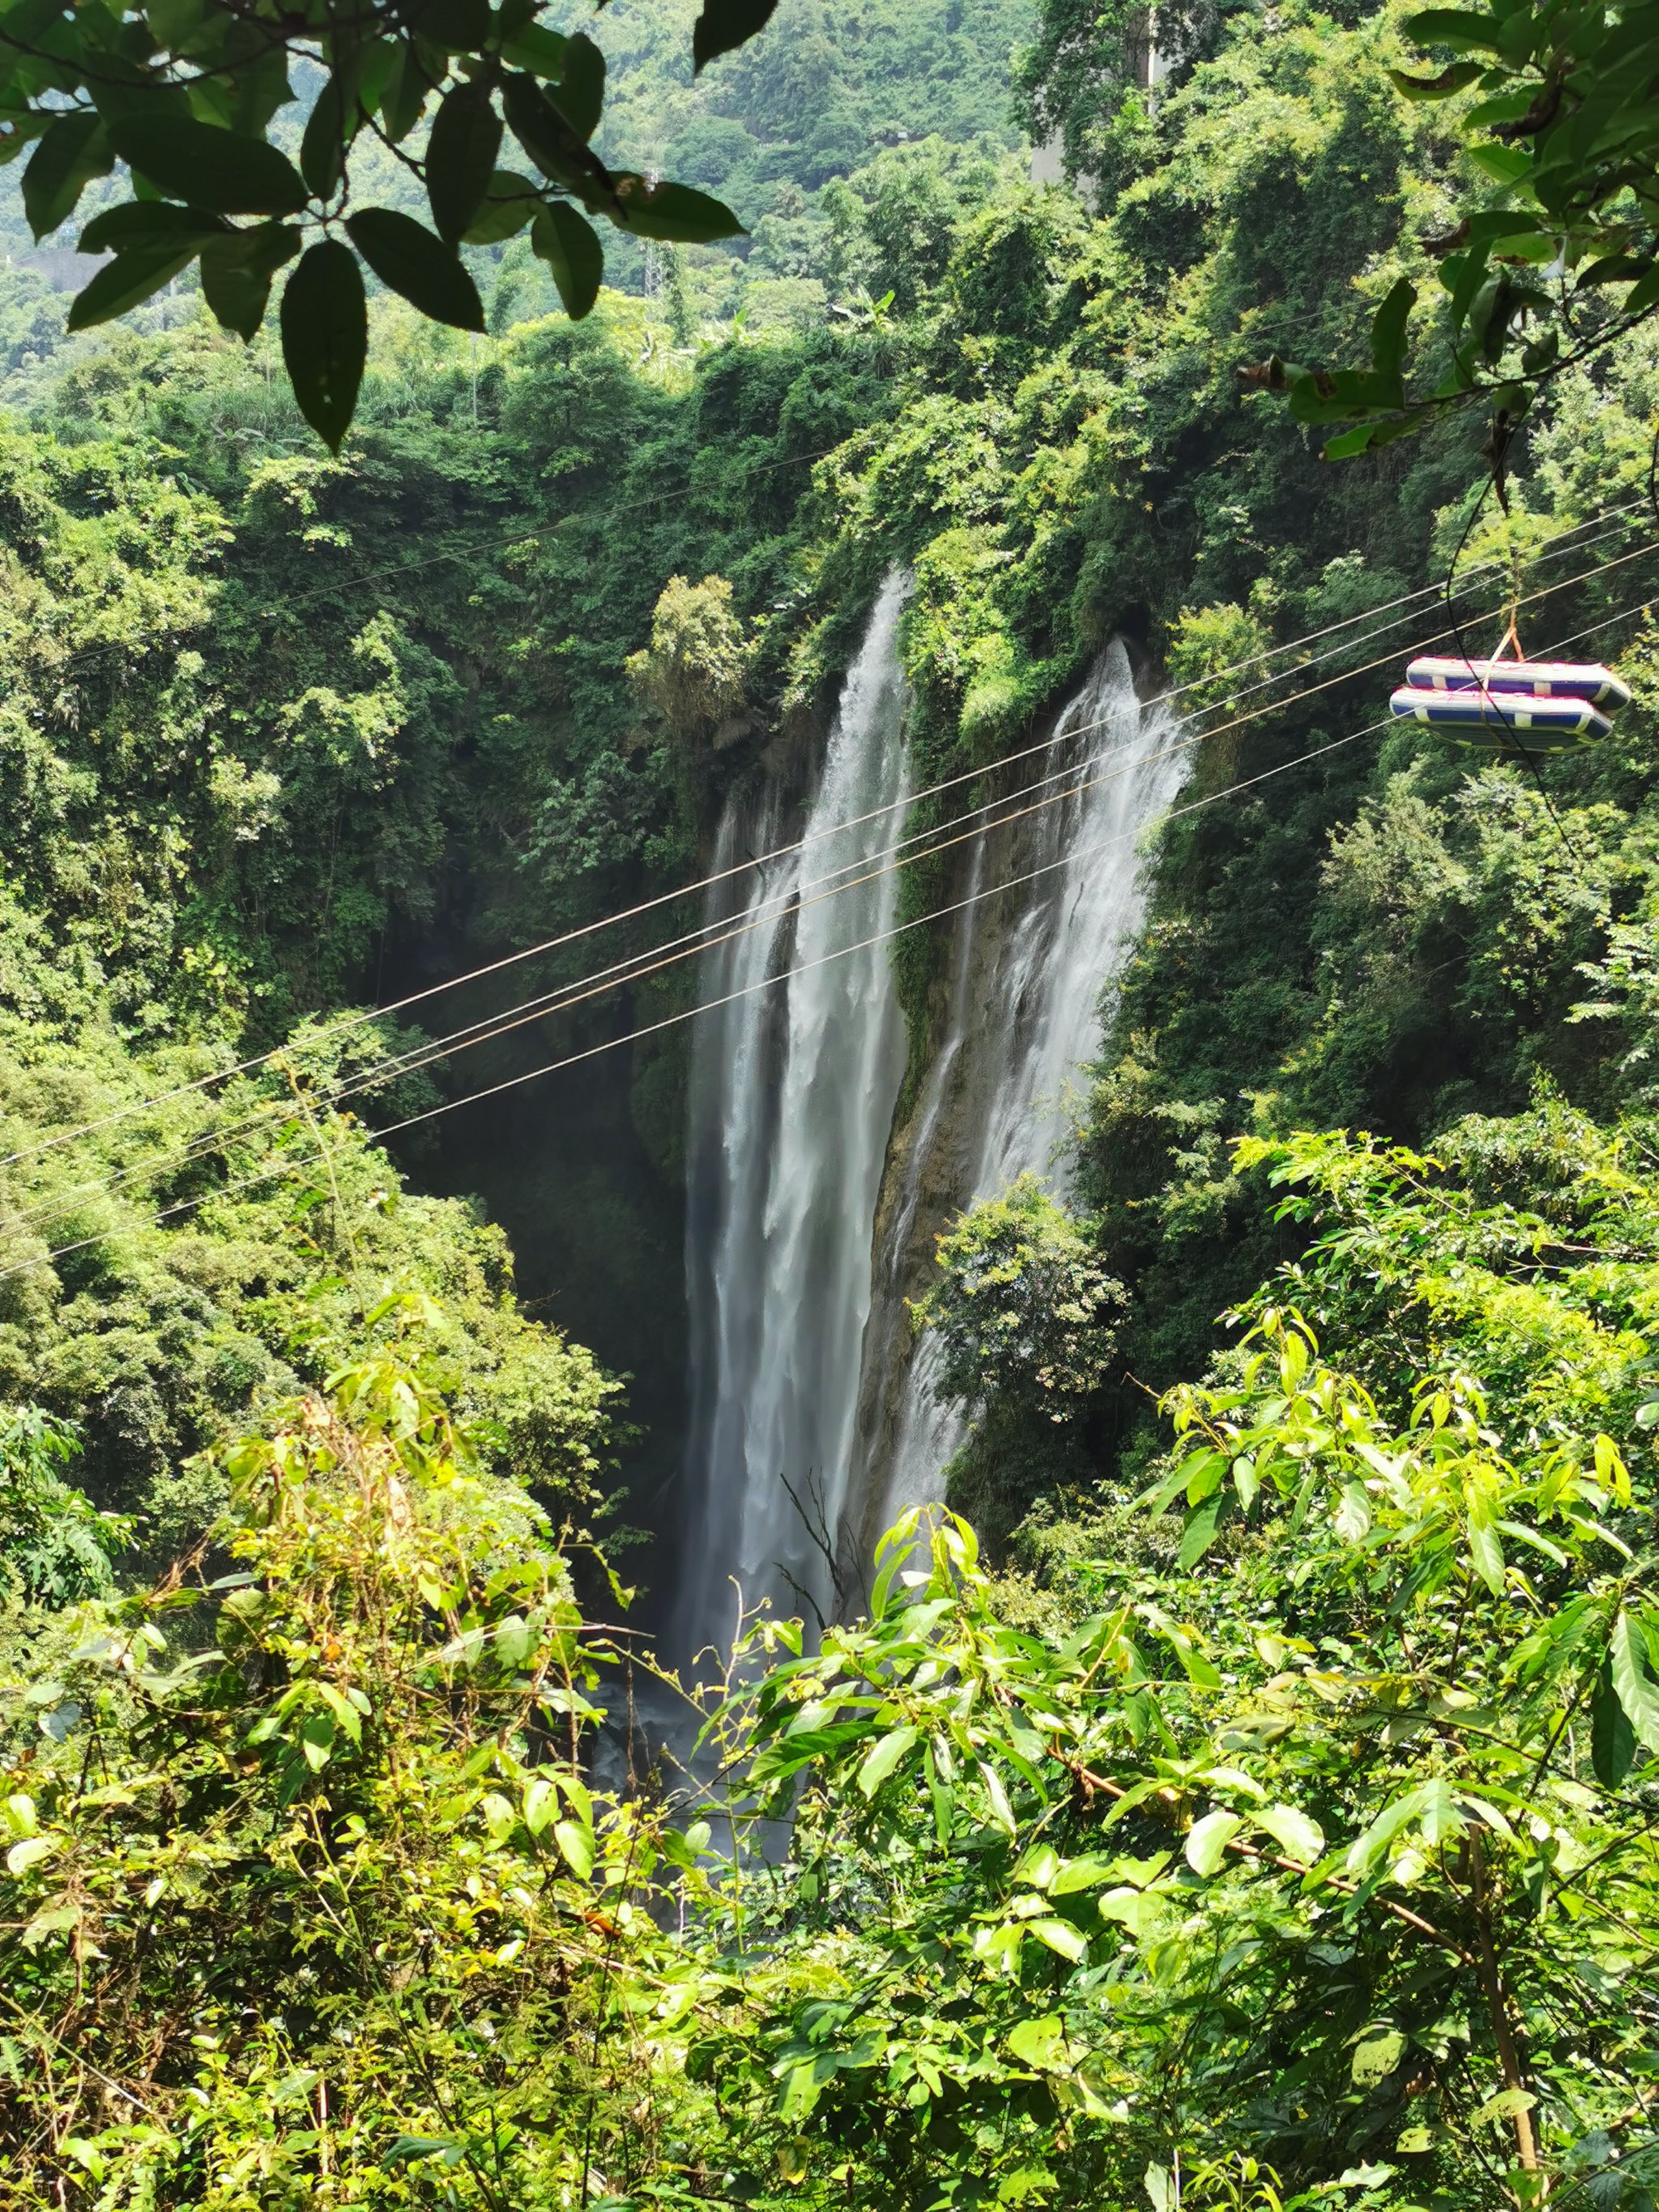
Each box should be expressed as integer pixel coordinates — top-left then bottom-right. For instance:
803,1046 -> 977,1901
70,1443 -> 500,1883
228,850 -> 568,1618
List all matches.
5,533 -> 1656,1236
2,586 -> 1651,1285
6,496 -> 1647,1172
6,530 -> 1657,1247
2,491 -> 1651,1176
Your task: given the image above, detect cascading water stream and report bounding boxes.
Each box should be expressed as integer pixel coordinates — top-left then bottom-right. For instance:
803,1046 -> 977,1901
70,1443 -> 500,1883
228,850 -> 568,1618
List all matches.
675,571 -> 912,1661
877,641 -> 1189,1516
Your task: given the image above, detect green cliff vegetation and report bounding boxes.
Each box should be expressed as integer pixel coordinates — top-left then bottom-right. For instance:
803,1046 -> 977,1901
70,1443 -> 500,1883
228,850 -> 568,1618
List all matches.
8,0 -> 1659,2201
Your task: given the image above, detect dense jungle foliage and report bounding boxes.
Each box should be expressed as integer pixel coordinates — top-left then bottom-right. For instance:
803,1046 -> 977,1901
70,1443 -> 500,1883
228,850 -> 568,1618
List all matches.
10,0 -> 1659,2201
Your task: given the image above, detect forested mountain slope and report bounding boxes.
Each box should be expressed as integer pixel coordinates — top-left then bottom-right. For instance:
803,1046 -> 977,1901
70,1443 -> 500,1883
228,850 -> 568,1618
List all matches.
7,0 -> 1659,2199
2,0 -> 1657,1569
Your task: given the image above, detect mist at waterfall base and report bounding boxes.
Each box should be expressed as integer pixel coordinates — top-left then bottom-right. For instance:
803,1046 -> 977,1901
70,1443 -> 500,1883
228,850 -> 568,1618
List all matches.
668,585 -> 1189,1670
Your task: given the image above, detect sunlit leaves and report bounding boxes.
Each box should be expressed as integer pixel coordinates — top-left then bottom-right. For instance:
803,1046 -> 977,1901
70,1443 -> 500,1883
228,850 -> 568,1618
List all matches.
1254,1804 -> 1324,1865
1005,2013 -> 1068,2069
1610,1611 -> 1659,1753
1280,0 -> 1659,459
6,1835 -> 56,1876
1184,1808 -> 1242,1876
554,1815 -> 595,1878
856,1724 -> 920,1796
1024,1916 -> 1088,1962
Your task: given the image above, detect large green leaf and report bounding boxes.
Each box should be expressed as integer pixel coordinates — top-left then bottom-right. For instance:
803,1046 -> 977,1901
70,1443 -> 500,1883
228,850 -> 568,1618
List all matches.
1592,1656 -> 1636,1788
1047,1853 -> 1124,1896
693,0 -> 779,71
346,207 -> 484,330
1176,1490 -> 1226,1568
1462,208 -> 1546,243
21,111 -> 111,240
1184,1809 -> 1242,1877
1025,1916 -> 1088,1963
463,168 -> 541,244
554,1816 -> 595,1879
1346,1782 -> 1432,1877
1389,58 -> 1486,96
856,1724 -> 919,1797
1610,1611 -> 1659,1753
1405,7 -> 1504,50
109,116 -> 307,215
550,32 -> 604,142
424,79 -> 501,243
198,219 -> 300,343
1254,1804 -> 1324,1865
66,241 -> 198,330
502,73 -> 606,197
299,67 -> 362,200
79,199 -> 227,253
1466,1501 -> 1505,1596
1469,142 -> 1533,184
1352,2031 -> 1405,2088
211,20 -> 293,137
380,40 -> 429,143
279,238 -> 367,452
412,0 -> 491,50
499,22 -> 569,73
612,174 -> 745,243
1006,2014 -> 1068,2069
1370,276 -> 1416,383
531,201 -> 603,318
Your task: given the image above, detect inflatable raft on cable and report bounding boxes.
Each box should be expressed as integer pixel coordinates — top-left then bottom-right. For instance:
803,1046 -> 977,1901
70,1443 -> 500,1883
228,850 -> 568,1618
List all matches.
1388,617 -> 1631,754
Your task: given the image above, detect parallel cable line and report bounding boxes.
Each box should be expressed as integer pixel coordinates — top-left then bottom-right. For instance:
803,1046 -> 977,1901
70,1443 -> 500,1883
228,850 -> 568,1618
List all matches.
11,540 -> 1656,1246
5,494 -> 1648,1174
4,592 -> 1648,1285
6,546 -> 1655,1238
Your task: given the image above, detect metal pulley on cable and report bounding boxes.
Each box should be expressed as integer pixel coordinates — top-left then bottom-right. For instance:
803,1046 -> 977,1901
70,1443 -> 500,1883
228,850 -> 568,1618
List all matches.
1388,611 -> 1631,755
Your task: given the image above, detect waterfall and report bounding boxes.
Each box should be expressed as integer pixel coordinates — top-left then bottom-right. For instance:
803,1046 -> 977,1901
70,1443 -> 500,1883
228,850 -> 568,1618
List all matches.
675,572 -> 911,1660
876,641 -> 1188,1517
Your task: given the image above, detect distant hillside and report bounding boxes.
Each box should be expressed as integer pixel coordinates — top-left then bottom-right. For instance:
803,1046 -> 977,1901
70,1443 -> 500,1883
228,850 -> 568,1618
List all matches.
0,0 -> 1034,400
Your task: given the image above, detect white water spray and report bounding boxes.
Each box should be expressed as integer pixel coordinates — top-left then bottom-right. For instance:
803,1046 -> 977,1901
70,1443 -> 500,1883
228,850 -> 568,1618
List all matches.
881,641 -> 1188,1515
676,572 -> 911,1658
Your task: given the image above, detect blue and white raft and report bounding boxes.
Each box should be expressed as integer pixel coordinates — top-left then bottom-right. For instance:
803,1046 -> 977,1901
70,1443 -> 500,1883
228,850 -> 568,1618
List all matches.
1389,638 -> 1631,754
1404,654 -> 1631,710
